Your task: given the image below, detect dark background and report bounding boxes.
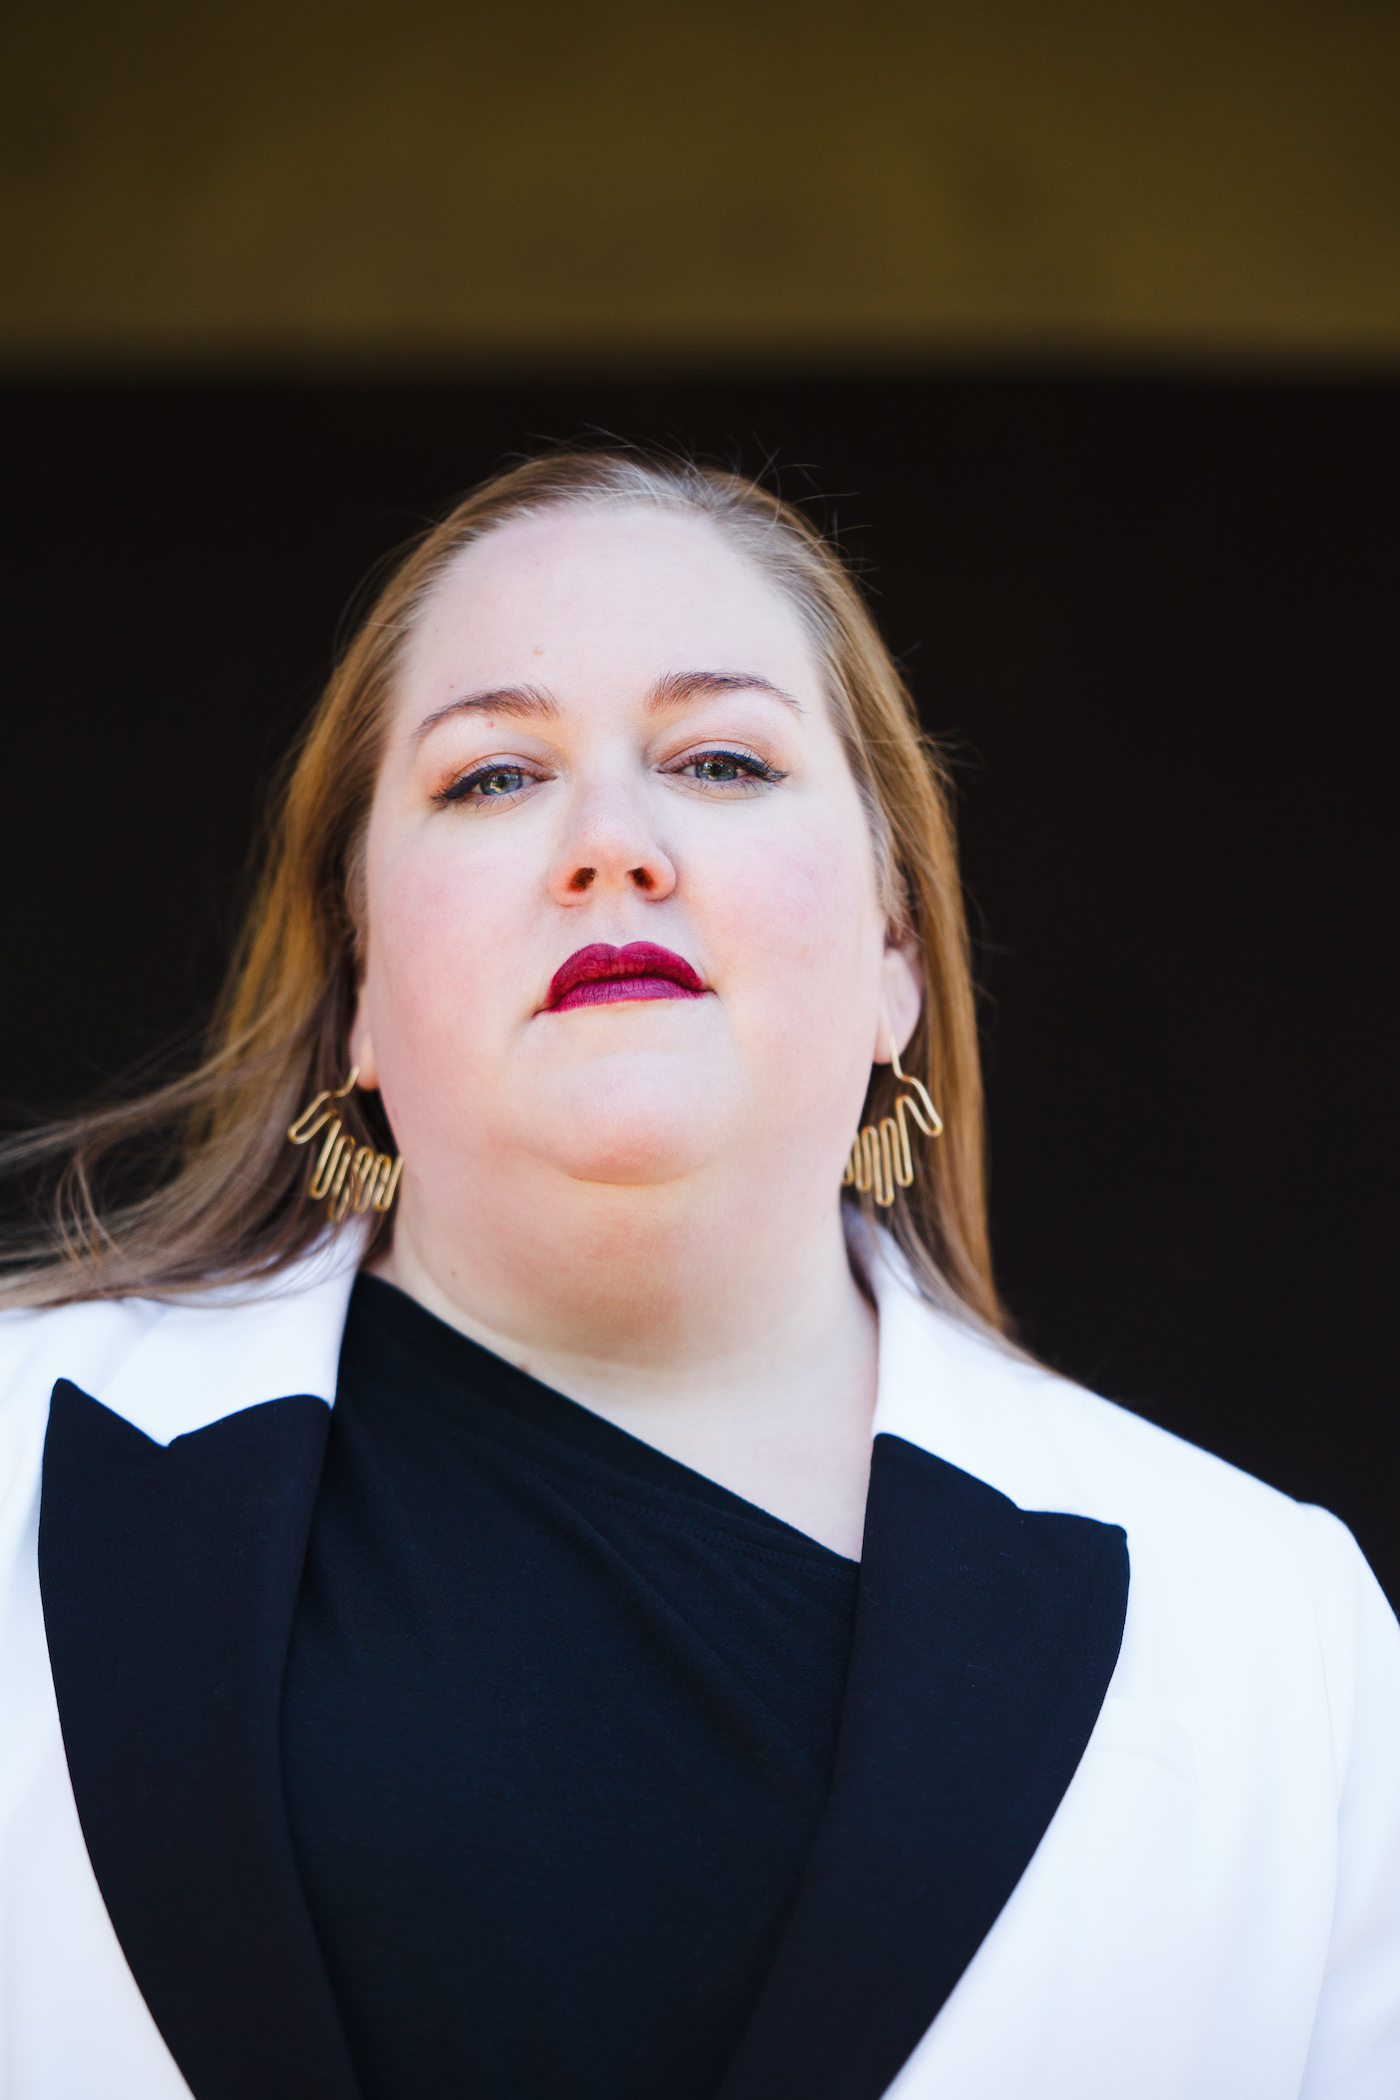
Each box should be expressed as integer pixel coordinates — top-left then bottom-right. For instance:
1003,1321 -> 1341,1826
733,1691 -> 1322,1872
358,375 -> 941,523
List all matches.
2,373 -> 1396,1600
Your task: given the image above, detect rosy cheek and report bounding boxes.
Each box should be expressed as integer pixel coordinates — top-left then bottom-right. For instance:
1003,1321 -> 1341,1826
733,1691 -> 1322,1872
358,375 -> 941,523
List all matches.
721,801 -> 872,930
690,816 -> 879,1024
366,834 -> 515,1044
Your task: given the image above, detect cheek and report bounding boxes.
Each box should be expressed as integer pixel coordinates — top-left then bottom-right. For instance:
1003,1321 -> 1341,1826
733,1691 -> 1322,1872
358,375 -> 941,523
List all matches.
359,824 -> 532,1077
694,800 -> 885,1050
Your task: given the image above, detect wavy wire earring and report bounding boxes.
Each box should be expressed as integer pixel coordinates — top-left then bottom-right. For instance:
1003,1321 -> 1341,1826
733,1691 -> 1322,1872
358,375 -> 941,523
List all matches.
842,1046 -> 944,1208
287,1068 -> 403,1223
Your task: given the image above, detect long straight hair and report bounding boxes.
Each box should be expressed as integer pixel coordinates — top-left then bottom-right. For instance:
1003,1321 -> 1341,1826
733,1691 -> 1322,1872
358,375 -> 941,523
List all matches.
0,450 -> 1005,1331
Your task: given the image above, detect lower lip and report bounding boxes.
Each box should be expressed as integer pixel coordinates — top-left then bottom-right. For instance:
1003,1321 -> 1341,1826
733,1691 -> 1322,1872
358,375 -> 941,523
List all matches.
550,977 -> 708,1013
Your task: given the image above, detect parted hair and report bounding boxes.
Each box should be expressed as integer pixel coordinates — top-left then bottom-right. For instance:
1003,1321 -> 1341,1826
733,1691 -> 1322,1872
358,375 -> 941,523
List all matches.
0,450 -> 1005,1331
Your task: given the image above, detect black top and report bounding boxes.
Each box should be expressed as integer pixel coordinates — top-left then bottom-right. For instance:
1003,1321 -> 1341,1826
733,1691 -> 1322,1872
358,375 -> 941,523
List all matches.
281,1275 -> 860,2100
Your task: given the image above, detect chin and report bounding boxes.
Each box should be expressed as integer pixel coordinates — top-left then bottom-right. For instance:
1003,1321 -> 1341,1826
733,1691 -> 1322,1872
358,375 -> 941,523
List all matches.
542,1146 -> 715,1189
531,1114 -> 719,1189
523,1058 -> 735,1188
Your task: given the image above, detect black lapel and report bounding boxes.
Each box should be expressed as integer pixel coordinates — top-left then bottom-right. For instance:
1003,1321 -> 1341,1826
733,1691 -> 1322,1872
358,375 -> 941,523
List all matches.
717,1432 -> 1129,2100
39,1380 -> 361,2100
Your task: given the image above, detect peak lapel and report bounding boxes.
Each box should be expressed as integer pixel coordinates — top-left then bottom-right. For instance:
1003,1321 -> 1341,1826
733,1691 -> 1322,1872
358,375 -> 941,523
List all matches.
39,1380 -> 361,2100
718,1432 -> 1129,2100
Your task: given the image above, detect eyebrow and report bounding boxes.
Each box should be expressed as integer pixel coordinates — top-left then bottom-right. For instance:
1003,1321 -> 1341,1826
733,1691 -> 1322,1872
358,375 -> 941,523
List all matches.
645,670 -> 802,714
413,669 -> 800,744
412,685 -> 558,743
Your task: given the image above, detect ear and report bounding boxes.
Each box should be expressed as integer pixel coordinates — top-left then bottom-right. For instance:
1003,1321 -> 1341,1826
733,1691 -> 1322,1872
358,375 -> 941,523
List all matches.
348,991 -> 380,1091
876,933 -> 924,1064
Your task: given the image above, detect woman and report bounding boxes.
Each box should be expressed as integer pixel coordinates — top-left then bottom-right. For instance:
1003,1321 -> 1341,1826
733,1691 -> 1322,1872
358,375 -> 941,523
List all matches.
1,450 -> 1396,2100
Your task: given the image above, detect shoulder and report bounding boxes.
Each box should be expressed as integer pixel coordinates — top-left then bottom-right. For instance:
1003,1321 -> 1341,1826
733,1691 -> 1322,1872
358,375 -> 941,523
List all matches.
871,1253 -> 1395,1700
872,1254 -> 1297,1542
0,1295 -> 164,1450
0,1233 -> 361,1451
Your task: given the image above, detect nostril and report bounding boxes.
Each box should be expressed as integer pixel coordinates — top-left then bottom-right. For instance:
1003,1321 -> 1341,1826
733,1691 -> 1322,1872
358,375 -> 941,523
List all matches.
629,867 -> 654,890
569,867 -> 596,892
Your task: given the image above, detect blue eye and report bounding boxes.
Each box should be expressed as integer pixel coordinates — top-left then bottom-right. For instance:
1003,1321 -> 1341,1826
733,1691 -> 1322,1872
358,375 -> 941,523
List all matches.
674,749 -> 784,788
440,763 -> 534,805
475,766 -> 527,796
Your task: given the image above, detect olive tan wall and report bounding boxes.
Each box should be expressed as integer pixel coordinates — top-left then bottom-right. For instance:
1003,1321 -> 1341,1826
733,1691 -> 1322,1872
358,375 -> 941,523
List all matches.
4,0 -> 1398,368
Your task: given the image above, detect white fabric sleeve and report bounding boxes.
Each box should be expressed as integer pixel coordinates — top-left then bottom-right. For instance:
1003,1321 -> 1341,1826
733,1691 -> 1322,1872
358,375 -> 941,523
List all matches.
1298,1504 -> 1400,2099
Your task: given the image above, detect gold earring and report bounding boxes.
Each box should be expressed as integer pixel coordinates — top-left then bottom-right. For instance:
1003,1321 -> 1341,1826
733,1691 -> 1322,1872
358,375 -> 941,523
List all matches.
287,1067 -> 403,1222
842,1046 -> 944,1207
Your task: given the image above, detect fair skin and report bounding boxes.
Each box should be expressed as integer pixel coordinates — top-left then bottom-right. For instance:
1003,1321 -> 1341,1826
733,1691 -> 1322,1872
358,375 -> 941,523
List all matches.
352,504 -> 921,1558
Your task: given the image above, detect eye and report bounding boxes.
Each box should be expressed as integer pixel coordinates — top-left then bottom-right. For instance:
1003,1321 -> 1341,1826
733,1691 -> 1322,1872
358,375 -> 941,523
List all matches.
437,760 -> 542,807
667,747 -> 787,792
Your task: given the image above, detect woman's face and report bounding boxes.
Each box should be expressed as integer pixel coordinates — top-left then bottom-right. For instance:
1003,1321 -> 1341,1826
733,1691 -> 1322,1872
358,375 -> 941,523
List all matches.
352,504 -> 919,1239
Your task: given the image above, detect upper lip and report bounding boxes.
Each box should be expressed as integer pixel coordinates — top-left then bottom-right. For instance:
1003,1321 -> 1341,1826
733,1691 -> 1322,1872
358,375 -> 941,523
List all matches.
544,942 -> 706,1008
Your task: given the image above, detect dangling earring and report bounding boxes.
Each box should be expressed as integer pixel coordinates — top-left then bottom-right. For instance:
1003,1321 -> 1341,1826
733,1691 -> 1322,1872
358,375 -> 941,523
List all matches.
842,1046 -> 944,1207
287,1067 -> 403,1222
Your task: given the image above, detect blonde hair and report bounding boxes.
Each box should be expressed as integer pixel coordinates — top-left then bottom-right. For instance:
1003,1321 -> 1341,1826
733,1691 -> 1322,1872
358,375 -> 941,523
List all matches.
0,450 -> 1005,1331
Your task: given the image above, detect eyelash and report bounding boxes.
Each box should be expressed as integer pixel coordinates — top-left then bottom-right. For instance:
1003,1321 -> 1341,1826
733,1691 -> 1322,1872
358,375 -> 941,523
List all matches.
435,761 -> 545,807
435,747 -> 786,808
666,746 -> 787,792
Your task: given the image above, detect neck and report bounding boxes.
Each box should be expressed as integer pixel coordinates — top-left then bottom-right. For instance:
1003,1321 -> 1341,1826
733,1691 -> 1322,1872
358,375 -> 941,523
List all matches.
372,1163 -> 878,1558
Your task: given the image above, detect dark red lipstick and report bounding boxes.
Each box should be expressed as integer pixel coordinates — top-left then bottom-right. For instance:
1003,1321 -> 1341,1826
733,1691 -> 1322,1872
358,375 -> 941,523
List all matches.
544,942 -> 708,1012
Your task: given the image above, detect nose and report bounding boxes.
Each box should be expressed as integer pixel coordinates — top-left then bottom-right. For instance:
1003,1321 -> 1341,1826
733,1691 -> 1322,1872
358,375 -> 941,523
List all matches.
546,777 -> 677,907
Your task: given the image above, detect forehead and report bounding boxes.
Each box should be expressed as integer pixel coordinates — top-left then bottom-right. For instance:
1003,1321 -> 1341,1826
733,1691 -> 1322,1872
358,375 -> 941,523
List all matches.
400,503 -> 818,699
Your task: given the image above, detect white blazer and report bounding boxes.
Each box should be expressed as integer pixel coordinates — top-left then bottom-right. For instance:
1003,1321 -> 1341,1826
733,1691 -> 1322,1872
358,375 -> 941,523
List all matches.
1,1237 -> 1397,2100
